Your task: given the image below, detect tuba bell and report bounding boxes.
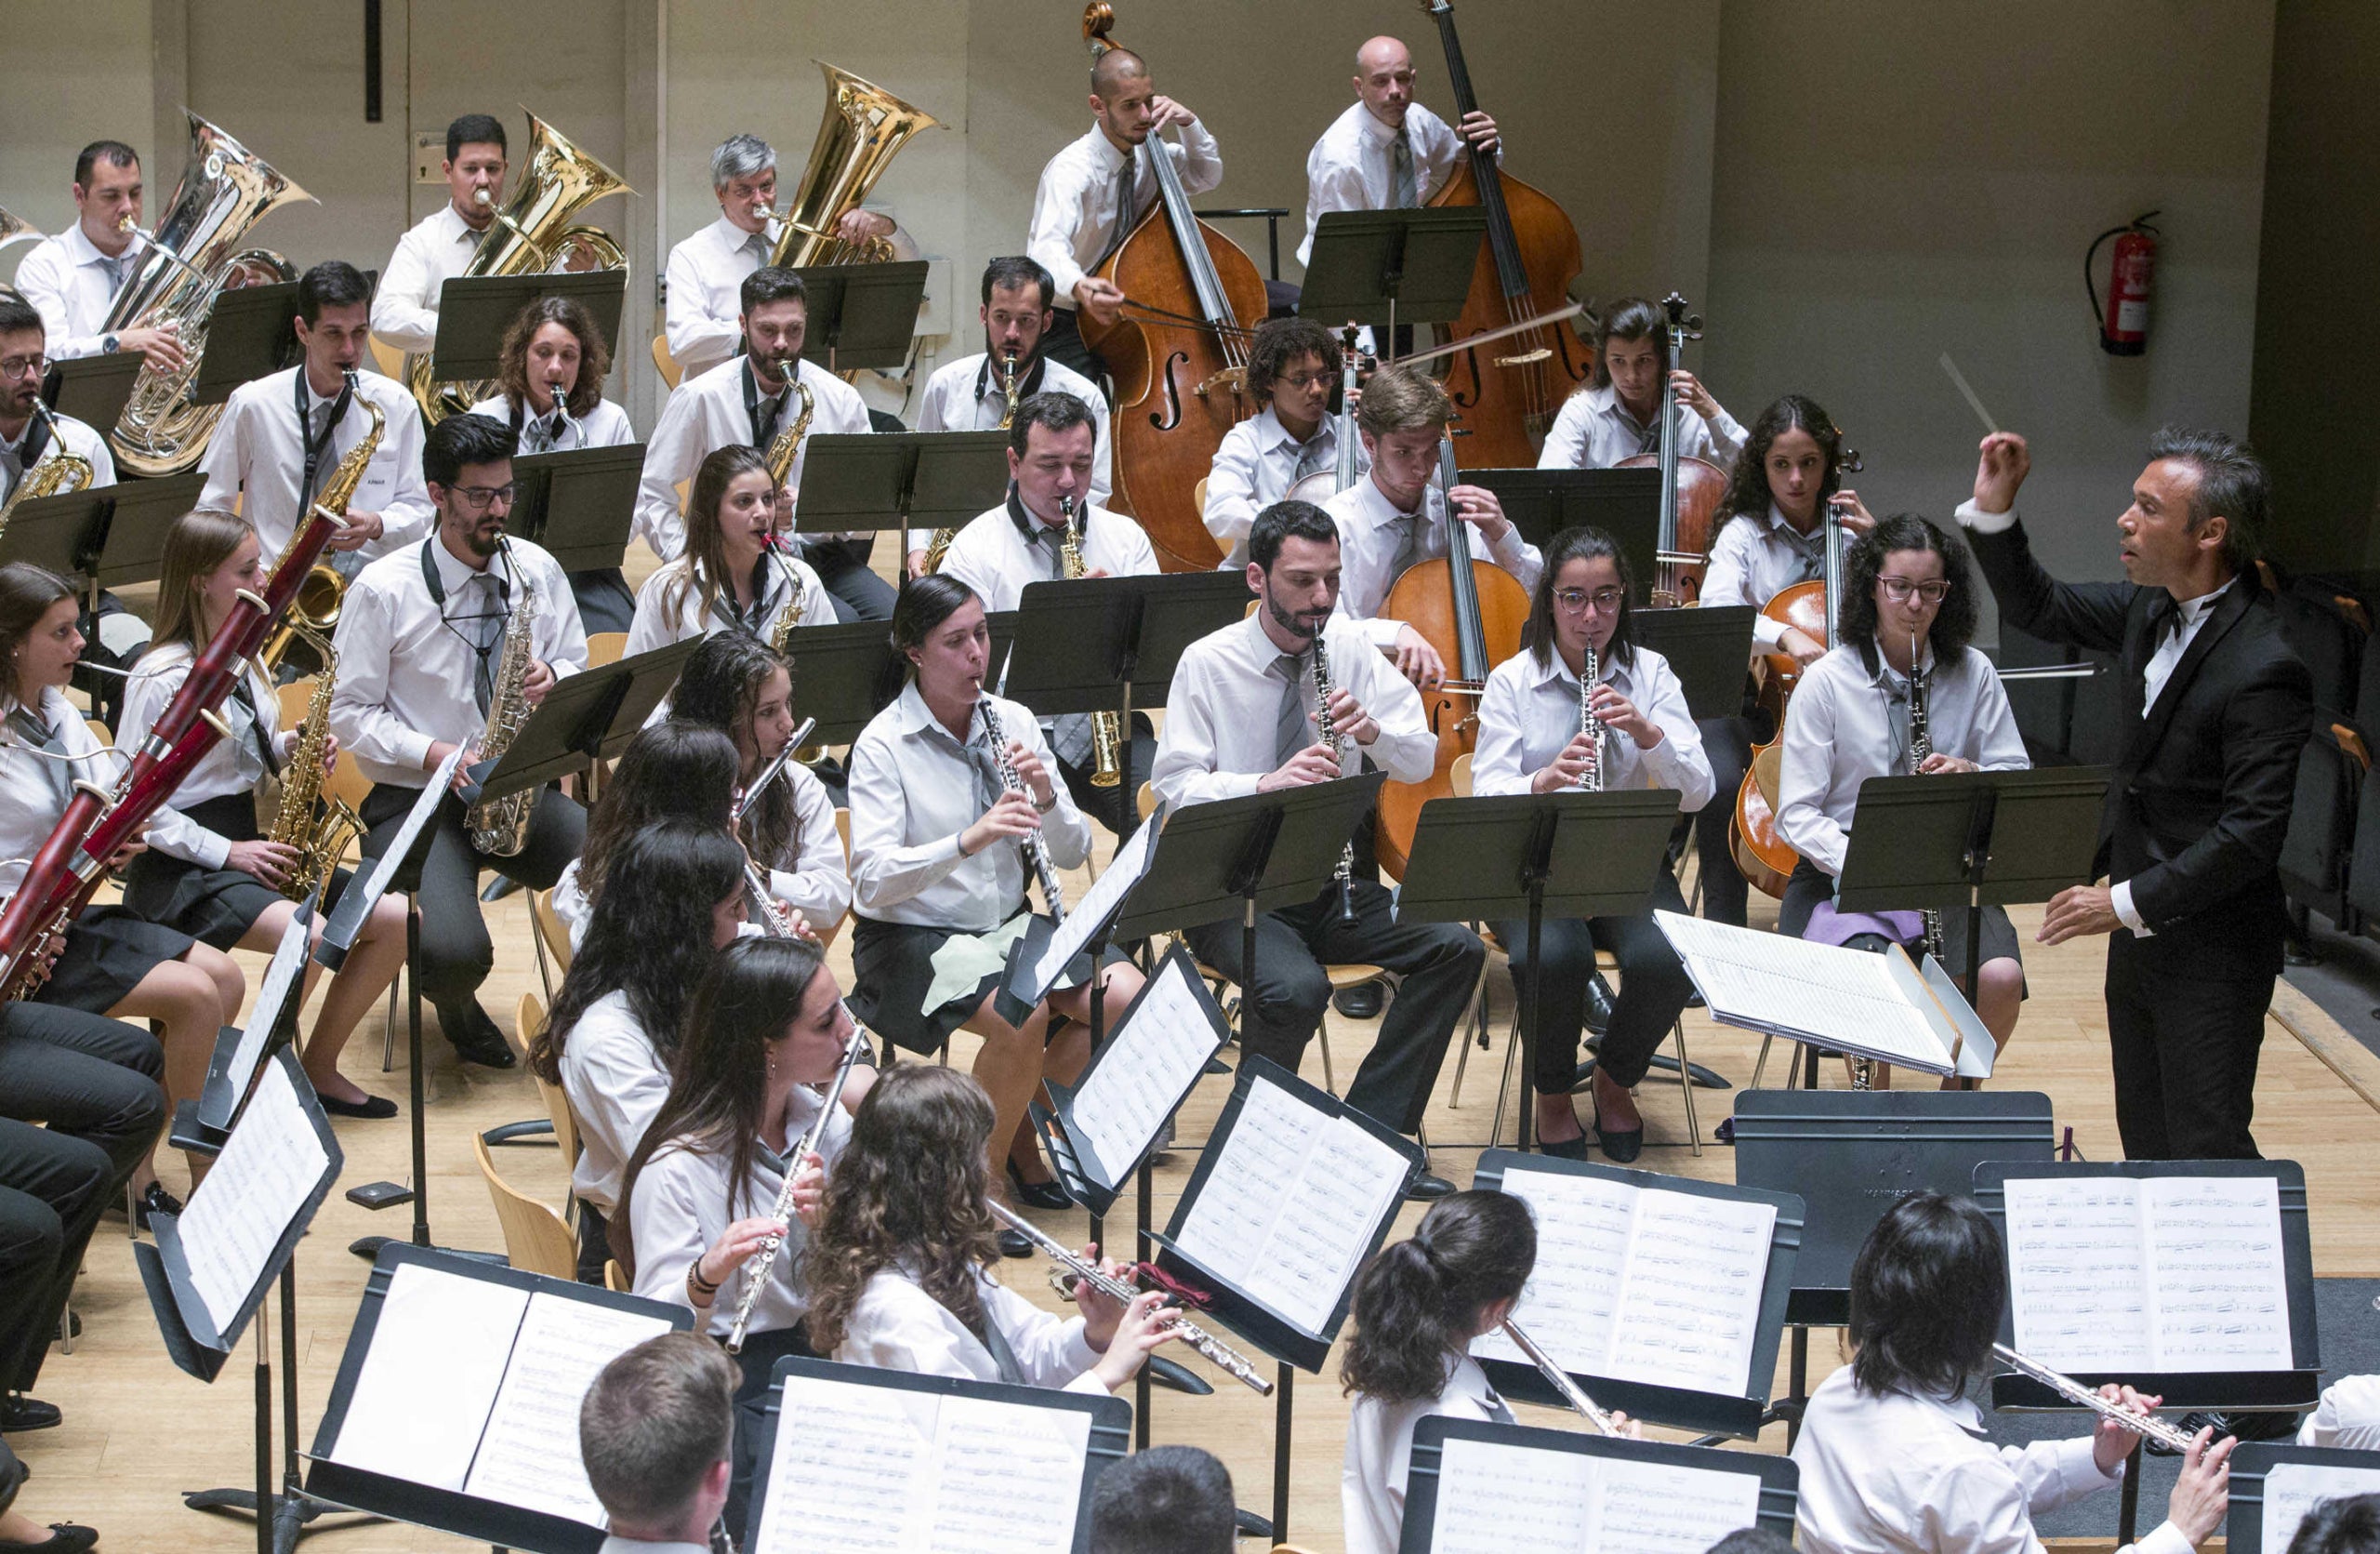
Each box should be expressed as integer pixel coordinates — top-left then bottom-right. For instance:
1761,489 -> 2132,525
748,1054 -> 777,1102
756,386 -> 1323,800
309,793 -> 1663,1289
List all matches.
406,111 -> 631,423
764,63 -> 942,270
0,206 -> 42,261
101,112 -> 314,479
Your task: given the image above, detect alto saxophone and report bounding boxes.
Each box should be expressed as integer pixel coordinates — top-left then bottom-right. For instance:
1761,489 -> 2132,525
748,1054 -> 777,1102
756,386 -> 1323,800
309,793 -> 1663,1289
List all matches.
465,539 -> 541,857
921,350 -> 1015,575
762,364 -> 815,503
1054,495 -> 1125,788
1311,634 -> 1358,924
264,641 -> 364,910
260,371 -> 381,672
0,402 -> 96,537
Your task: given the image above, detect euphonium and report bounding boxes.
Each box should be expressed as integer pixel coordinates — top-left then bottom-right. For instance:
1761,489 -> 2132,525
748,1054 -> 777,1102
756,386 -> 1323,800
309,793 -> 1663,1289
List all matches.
765,62 -> 942,270
260,371 -> 382,673
102,112 -> 313,478
1054,495 -> 1125,788
0,403 -> 97,537
465,540 -> 541,857
406,112 -> 630,423
263,631 -> 364,910
920,350 -> 1013,575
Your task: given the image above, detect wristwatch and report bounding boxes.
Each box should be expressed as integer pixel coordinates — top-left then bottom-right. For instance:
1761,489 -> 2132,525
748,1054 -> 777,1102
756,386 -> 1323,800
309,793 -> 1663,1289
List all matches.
100,334 -> 120,354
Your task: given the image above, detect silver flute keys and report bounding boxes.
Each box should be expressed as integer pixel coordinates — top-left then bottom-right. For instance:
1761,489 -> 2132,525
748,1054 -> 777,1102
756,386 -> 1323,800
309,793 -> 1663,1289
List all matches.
1577,639 -> 1604,791
976,696 -> 1066,923
986,1201 -> 1275,1395
1311,635 -> 1358,924
724,1021 -> 873,1354
1990,1344 -> 2202,1453
1501,1317 -> 1620,1435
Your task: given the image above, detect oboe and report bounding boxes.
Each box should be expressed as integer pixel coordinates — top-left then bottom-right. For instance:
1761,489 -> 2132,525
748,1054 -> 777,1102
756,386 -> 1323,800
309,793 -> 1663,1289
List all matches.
1501,1317 -> 1620,1435
976,696 -> 1066,923
1990,1344 -> 2200,1453
1577,639 -> 1604,791
1909,632 -> 1945,966
986,1200 -> 1275,1396
1311,634 -> 1358,924
724,1021 -> 873,1354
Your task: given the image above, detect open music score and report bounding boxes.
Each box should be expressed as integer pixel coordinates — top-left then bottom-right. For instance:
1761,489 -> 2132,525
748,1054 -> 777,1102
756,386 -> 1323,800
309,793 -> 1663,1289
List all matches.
1061,950 -> 1225,1189
172,1057 -> 331,1334
2261,1462 -> 2380,1551
2003,1175 -> 2292,1372
1425,1433 -> 1764,1554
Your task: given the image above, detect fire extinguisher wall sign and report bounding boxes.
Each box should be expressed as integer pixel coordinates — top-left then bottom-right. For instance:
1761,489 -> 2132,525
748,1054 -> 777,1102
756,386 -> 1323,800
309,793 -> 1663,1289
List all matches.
2087,210 -> 2161,357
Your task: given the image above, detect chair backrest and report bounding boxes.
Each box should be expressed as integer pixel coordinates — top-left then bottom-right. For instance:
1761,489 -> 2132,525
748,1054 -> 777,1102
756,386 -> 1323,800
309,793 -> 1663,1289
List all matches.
277,676 -> 377,817
604,1258 -> 629,1293
1136,780 -> 1157,822
586,631 -> 628,670
1450,750 -> 1474,797
530,887 -> 575,975
817,808 -> 853,950
470,1134 -> 577,1281
368,337 -> 405,381
517,990 -> 581,1167
651,333 -> 682,390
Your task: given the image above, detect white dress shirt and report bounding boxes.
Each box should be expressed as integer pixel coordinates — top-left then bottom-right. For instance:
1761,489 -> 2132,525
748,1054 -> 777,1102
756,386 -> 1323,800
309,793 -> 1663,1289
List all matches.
370,204 -> 483,354
10,223 -> 149,359
198,365 -> 432,563
633,355 -> 872,563
628,1084 -> 852,1340
0,686 -> 199,896
1471,643 -> 1714,811
1323,474 -> 1543,649
1791,1367 -> 2185,1554
1702,505 -> 1831,649
663,214 -> 777,386
1,410 -> 116,501
835,1266 -> 1107,1396
935,496 -> 1157,614
621,551 -> 833,661
557,989 -> 668,1215
1776,639 -> 2029,877
118,647 -> 291,870
1028,122 -> 1224,309
1342,1356 -> 1513,1554
911,350 -> 1112,533
1203,406 -> 1363,567
597,1539 -> 707,1554
2297,1375 -> 2380,1452
327,533 -> 588,789
1300,100 -> 1465,269
848,684 -> 1091,932
463,392 -> 636,455
1152,609 -> 1435,808
1537,382 -> 1747,472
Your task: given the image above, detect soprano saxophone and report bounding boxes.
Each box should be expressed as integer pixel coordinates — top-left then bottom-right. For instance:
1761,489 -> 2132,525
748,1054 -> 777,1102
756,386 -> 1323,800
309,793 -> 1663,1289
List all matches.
1311,634 -> 1358,924
1054,495 -> 1125,788
977,695 -> 1065,923
464,540 -> 540,857
921,349 -> 1015,575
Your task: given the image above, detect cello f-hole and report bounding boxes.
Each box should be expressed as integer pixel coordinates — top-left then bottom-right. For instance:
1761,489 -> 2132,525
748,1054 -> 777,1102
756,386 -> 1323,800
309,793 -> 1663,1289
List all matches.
1149,351 -> 1190,432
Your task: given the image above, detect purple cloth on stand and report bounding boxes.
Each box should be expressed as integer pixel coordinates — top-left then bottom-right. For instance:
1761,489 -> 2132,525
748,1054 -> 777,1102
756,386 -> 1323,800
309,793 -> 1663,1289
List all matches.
1804,898 -> 1925,949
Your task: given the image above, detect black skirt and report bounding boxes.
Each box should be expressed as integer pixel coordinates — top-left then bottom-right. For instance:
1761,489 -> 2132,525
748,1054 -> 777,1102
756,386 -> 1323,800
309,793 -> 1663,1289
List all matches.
30,905 -> 197,1014
121,792 -> 353,951
848,907 -> 1121,1056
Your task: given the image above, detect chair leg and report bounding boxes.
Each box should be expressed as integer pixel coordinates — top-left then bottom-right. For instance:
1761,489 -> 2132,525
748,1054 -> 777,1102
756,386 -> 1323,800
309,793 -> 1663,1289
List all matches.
1451,972 -> 1488,1106
1316,1011 -> 1338,1096
530,921 -> 554,1004
1751,1032 -> 1775,1091
378,973 -> 401,1072
57,1296 -> 73,1356
1672,1017 -> 1702,1158
1488,1005 -> 1521,1152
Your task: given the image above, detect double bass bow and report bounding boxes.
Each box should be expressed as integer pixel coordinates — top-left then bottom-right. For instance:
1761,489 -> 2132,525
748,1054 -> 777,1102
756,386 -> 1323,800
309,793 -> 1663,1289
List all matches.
1618,293 -> 1728,607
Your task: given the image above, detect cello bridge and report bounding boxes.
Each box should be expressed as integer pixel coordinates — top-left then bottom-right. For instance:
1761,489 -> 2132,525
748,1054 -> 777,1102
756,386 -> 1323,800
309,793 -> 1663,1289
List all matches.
1193,367 -> 1247,399
1491,349 -> 1554,367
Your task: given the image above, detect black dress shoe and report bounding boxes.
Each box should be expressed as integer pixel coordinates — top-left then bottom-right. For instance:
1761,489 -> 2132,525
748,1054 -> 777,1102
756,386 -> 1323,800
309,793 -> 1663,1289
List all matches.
1404,1171 -> 1457,1202
1535,1129 -> 1591,1161
1332,980 -> 1385,1020
319,1093 -> 400,1120
4,1524 -> 97,1552
1,1393 -> 61,1432
1591,1095 -> 1644,1164
133,1181 -> 182,1230
1005,1161 -> 1072,1212
442,1004 -> 518,1069
996,1228 -> 1036,1259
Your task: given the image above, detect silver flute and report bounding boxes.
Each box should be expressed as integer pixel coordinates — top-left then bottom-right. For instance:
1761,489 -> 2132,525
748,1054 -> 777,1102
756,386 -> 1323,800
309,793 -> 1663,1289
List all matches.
1577,639 -> 1605,791
734,715 -> 815,825
725,1020 -> 874,1354
1311,634 -> 1358,923
1990,1343 -> 2200,1453
976,696 -> 1066,923
1501,1317 -> 1621,1434
986,1200 -> 1275,1395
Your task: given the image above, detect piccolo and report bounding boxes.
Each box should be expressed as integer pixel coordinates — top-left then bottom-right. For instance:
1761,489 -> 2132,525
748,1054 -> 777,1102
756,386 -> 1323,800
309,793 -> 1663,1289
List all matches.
734,715 -> 816,824
985,1201 -> 1274,1396
1501,1318 -> 1620,1435
1991,1343 -> 2200,1453
724,1020 -> 873,1354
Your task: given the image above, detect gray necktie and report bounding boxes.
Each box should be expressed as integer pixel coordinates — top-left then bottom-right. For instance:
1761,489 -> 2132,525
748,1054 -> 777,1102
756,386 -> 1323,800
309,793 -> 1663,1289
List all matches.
1387,510 -> 1428,580
1275,653 -> 1313,764
1289,436 -> 1331,485
7,710 -> 73,805
466,572 -> 507,712
1391,127 -> 1419,208
98,253 -> 128,296
742,232 -> 770,263
1112,158 -> 1137,242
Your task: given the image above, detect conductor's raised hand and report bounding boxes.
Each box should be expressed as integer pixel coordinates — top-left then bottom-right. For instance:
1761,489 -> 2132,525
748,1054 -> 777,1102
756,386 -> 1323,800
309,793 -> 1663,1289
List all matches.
1258,743 -> 1342,792
1973,432 -> 2031,515
959,789 -> 1042,857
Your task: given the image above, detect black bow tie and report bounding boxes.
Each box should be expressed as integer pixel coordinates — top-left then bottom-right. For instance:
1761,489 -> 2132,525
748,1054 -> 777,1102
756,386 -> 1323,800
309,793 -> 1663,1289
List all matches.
2147,593 -> 2186,644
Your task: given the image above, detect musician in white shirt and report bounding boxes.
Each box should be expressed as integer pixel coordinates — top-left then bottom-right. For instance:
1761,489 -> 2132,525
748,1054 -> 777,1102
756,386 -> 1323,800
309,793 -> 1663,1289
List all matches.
1026,45 -> 1223,379
1300,35 -> 1499,268
545,722 -> 747,949
466,293 -> 640,631
577,1334 -> 739,1554
1473,528 -> 1712,1159
936,392 -> 1156,832
1152,502 -> 1477,1189
1538,297 -> 1746,472
328,413 -> 588,1069
0,299 -> 116,499
907,255 -> 1112,574
11,139 -> 187,369
634,267 -> 888,618
1204,316 -> 1365,567
198,261 -> 431,566
624,445 -> 831,659
1792,1192 -> 2232,1554
1322,364 -> 1537,687
370,113 -> 508,357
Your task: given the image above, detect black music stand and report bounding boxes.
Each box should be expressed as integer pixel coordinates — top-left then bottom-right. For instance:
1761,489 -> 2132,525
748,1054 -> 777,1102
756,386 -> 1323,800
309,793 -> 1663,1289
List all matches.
773,611 -> 1017,744
1298,208 -> 1487,360
467,638 -> 707,806
1468,466 -> 1663,565
190,279 -> 302,406
42,351 -> 141,431
1395,790 -> 1680,1152
170,909 -> 316,1154
1632,604 -> 1762,723
428,271 -> 626,384
92,472 -> 208,591
502,445 -> 643,573
0,485 -> 110,579
787,429 -> 1010,543
2226,1443 -> 2380,1553
785,260 -> 930,373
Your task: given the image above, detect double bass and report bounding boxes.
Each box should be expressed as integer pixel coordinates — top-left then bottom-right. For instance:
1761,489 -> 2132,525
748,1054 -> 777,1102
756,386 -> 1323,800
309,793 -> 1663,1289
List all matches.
1081,3 -> 1269,573
1617,294 -> 1728,606
1420,0 -> 1592,469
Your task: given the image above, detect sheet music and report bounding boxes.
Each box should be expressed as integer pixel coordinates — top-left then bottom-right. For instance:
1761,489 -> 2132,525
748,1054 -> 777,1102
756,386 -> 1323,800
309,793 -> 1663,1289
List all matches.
174,1059 -> 330,1335
1431,1438 -> 1763,1554
1066,956 -> 1223,1187
2003,1177 -> 2154,1370
462,1292 -> 673,1526
1472,1169 -> 1639,1375
2263,1463 -> 2380,1553
1026,806 -> 1162,998
332,745 -> 466,942
1603,1190 -> 1775,1396
2143,1177 -> 2292,1369
328,1262 -> 528,1490
1654,911 -> 1955,1071
924,1394 -> 1092,1554
1591,1456 -> 1765,1553
218,910 -> 313,1112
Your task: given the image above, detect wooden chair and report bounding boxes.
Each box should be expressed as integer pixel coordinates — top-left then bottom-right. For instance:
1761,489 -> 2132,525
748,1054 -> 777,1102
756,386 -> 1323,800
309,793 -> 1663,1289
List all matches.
603,1259 -> 628,1293
651,334 -> 682,391
530,886 -> 573,995
368,337 -> 405,381
586,631 -> 628,671
471,1133 -> 577,1281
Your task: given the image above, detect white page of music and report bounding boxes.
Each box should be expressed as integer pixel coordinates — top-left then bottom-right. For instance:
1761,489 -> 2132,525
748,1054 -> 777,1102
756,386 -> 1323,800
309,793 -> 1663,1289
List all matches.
2141,1177 -> 2292,1370
1603,1189 -> 1775,1396
327,1262 -> 528,1490
923,1393 -> 1093,1554
1470,1170 -> 1638,1375
1654,910 -> 1948,1067
1592,1455 -> 1765,1552
1028,808 -> 1161,995
2003,1176 -> 2157,1372
175,1060 -> 330,1335
1430,1438 -> 1764,1554
2263,1464 -> 2380,1552
1067,957 -> 1219,1187
461,1293 -> 674,1525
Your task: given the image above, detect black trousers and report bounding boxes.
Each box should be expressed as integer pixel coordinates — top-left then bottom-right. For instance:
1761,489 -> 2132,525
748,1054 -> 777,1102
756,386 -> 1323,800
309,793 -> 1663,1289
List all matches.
2105,932 -> 2272,1160
1054,716 -> 1155,843
1692,714 -> 1756,927
1040,308 -> 1103,390
0,1001 -> 165,1199
805,537 -> 896,623
359,784 -> 586,1026
1185,879 -> 1484,1135
0,1117 -> 112,1393
1494,869 -> 1693,1095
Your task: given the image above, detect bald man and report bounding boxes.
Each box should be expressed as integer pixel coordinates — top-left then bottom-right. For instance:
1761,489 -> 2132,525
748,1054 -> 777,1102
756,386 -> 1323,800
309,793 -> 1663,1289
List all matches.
1301,36 -> 1499,269
1026,46 -> 1223,380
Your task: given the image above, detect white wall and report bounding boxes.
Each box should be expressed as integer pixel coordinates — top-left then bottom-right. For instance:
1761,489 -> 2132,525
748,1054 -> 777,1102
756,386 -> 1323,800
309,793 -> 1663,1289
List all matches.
0,0 -> 152,272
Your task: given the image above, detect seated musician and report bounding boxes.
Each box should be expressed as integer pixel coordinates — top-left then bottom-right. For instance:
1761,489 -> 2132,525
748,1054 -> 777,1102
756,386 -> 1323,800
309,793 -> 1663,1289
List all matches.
576,1333 -> 738,1554
935,392 -> 1157,836
1203,316 -> 1367,568
1472,527 -> 1711,1159
1025,44 -> 1223,381
907,255 -> 1114,577
1792,1191 -> 2232,1554
1538,297 -> 1745,472
1091,1447 -> 1239,1554
11,139 -> 186,371
669,631 -> 852,929
328,413 -> 588,1069
624,445 -> 831,657
1773,514 -> 2027,1077
370,113 -> 507,358
464,294 -> 639,632
1693,395 -> 1872,929
0,298 -> 117,496
634,267 -> 886,620
117,509 -> 407,1119
1322,362 -> 1538,688
1152,501 -> 1478,1193
1300,35 -> 1499,267
845,575 -> 1144,1249
549,721 -> 743,948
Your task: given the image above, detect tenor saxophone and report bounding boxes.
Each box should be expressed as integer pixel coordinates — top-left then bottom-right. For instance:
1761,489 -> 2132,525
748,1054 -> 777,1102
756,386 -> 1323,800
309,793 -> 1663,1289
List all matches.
921,350 -> 1015,575
0,402 -> 96,538
1054,495 -> 1125,788
263,639 -> 364,910
465,540 -> 541,857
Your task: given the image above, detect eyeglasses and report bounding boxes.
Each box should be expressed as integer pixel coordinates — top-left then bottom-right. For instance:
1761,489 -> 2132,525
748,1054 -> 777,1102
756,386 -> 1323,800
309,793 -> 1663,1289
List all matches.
1554,587 -> 1627,616
449,483 -> 517,511
0,354 -> 49,381
1879,578 -> 1950,604
1274,370 -> 1336,392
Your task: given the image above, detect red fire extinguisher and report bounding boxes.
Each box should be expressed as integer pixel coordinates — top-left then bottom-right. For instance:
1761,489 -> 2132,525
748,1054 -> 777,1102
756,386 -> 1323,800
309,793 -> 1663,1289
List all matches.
2086,210 -> 2160,357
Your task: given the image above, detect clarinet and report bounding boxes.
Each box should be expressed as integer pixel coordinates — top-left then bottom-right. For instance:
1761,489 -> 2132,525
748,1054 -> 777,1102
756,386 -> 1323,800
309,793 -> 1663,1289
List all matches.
1909,631 -> 1946,965
1577,639 -> 1605,791
977,696 -> 1066,924
1311,635 -> 1358,924
723,1021 -> 873,1354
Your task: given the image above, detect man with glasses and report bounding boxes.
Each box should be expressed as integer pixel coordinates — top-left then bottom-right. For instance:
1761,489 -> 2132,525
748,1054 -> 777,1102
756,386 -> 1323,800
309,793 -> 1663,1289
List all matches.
0,298 -> 116,500
1202,316 -> 1366,568
328,412 -> 588,1069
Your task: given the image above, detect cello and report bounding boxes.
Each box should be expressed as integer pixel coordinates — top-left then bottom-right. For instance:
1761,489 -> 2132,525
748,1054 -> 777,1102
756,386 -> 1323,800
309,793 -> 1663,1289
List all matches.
1420,0 -> 1592,469
1617,294 -> 1728,606
1080,2 -> 1269,573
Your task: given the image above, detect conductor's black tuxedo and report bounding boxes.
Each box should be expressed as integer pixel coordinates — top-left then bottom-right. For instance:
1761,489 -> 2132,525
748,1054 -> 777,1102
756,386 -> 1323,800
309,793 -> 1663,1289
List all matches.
1964,515 -> 2309,1159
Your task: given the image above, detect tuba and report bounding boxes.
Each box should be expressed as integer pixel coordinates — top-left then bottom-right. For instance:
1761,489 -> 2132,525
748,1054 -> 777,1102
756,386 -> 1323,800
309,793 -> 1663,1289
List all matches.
765,63 -> 942,270
406,112 -> 630,423
102,112 -> 314,478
